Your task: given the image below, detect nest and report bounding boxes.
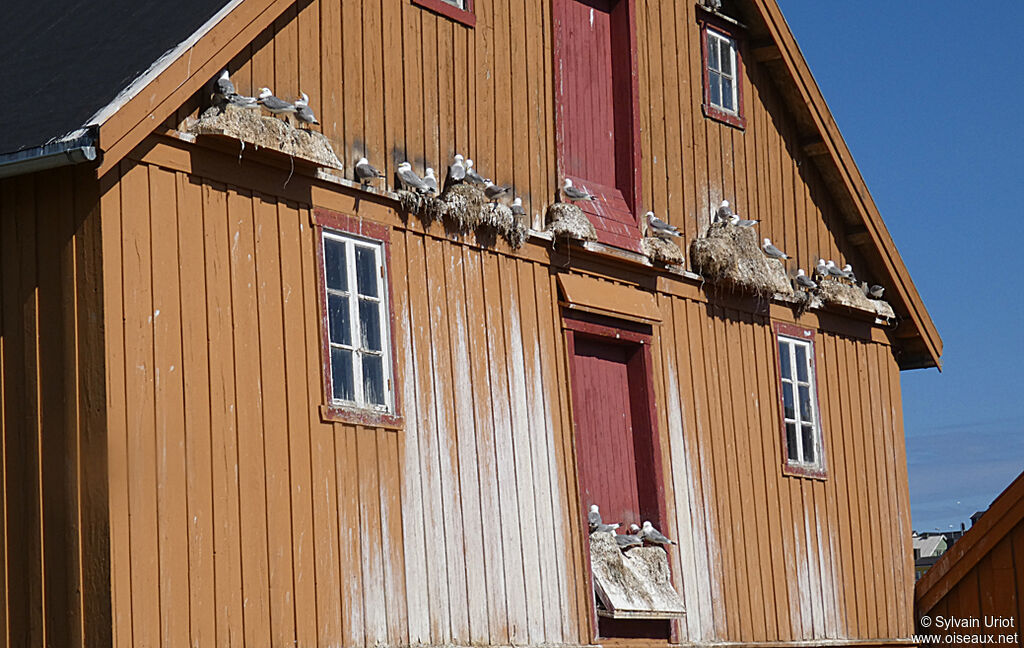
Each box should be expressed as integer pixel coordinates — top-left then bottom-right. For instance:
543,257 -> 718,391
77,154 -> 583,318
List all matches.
640,236 -> 685,265
422,196 -> 450,223
871,298 -> 896,319
689,222 -> 792,296
504,216 -> 529,249
439,183 -> 486,231
816,278 -> 876,312
545,202 -> 597,242
188,104 -> 343,169
480,202 -> 512,229
396,189 -> 423,215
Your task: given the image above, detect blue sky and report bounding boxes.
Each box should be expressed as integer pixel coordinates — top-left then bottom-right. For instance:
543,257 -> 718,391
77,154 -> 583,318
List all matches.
776,1 -> 1024,532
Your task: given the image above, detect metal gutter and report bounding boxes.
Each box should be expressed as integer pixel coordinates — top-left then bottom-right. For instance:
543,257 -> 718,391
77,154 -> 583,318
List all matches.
0,130 -> 98,179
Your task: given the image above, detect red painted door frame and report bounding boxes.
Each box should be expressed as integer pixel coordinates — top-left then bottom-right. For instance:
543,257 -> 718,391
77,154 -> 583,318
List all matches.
563,312 -> 671,640
552,0 -> 643,252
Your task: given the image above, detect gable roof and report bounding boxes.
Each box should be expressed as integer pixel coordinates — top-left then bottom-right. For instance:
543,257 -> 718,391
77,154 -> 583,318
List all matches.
0,0 -> 234,157
915,469 -> 1024,612
0,0 -> 941,369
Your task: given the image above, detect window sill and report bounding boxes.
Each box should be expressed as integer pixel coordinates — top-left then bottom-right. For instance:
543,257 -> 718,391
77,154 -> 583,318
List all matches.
702,103 -> 746,130
782,462 -> 828,481
411,0 -> 476,27
319,404 -> 404,430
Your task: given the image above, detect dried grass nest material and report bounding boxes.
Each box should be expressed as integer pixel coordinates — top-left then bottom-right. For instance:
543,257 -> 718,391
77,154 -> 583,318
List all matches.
439,183 -> 487,231
545,202 -> 597,242
189,105 -> 344,169
396,189 -> 423,215
640,236 -> 685,265
689,222 -> 793,296
816,278 -> 876,312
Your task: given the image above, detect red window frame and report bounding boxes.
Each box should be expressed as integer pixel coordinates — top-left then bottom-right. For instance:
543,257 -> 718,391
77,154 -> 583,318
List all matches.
772,322 -> 827,480
313,208 -> 403,429
563,311 -> 674,642
698,16 -> 746,130
410,0 -> 475,28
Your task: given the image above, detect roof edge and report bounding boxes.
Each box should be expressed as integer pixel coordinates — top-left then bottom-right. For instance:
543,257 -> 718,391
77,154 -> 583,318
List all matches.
0,130 -> 98,180
752,0 -> 943,369
81,0 -> 244,139
915,470 -> 1024,613
94,0 -> 289,177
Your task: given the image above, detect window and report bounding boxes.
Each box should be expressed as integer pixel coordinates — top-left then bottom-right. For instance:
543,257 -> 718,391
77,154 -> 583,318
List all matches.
410,0 -> 475,28
315,209 -> 400,427
700,21 -> 745,129
774,323 -> 826,478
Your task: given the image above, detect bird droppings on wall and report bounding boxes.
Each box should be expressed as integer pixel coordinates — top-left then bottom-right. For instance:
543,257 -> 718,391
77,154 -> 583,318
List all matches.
640,236 -> 685,266
589,532 -> 686,619
188,104 -> 343,170
689,221 -> 793,296
545,202 -> 598,242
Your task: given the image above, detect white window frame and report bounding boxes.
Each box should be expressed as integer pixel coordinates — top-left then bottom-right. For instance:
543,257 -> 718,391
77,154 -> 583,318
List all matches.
706,28 -> 739,115
322,230 -> 394,413
777,334 -> 823,471
440,0 -> 467,9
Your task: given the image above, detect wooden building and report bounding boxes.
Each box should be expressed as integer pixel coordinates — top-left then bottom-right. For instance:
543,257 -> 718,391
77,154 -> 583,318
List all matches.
0,0 -> 941,646
915,471 -> 1024,646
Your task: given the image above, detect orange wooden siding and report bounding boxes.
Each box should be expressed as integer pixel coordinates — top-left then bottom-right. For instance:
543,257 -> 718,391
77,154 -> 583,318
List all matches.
98,128 -> 916,644
170,0 -> 872,288
0,166 -> 110,648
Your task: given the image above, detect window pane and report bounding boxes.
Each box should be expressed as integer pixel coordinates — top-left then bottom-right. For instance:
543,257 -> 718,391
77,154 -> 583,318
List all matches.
331,348 -> 355,401
795,344 -> 809,381
359,299 -> 382,351
779,342 -> 792,380
801,425 -> 816,463
799,385 -> 813,422
786,423 -> 798,461
362,354 -> 386,406
722,77 -> 734,110
355,247 -> 379,298
328,293 -> 351,346
782,382 -> 795,421
708,37 -> 720,71
709,72 -> 721,107
324,238 -> 347,291
721,42 -> 733,75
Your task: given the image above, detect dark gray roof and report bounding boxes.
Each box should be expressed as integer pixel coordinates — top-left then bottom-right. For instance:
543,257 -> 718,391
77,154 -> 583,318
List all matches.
0,1 -> 230,156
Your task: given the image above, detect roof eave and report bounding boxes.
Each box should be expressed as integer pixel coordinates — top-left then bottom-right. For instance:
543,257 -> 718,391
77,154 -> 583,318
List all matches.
750,0 -> 943,370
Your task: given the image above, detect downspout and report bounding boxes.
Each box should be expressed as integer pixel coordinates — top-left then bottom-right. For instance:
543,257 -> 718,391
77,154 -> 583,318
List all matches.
0,129 -> 99,179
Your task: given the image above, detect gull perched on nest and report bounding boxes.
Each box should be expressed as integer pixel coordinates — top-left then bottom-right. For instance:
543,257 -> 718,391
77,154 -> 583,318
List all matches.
215,69 -> 236,98
815,258 -> 829,279
795,269 -> 817,290
397,162 -> 430,193
646,211 -> 680,239
825,260 -> 846,280
588,504 -> 620,533
730,213 -> 759,228
258,88 -> 297,117
449,154 -> 467,182
355,157 -> 384,183
641,521 -> 677,547
841,263 -> 856,282
511,197 -> 526,218
714,200 -> 733,223
484,180 -> 513,202
615,524 -> 643,551
868,284 -> 885,299
294,92 -> 319,125
465,159 -> 487,186
423,168 -> 439,195
762,238 -> 789,259
561,178 -> 594,202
